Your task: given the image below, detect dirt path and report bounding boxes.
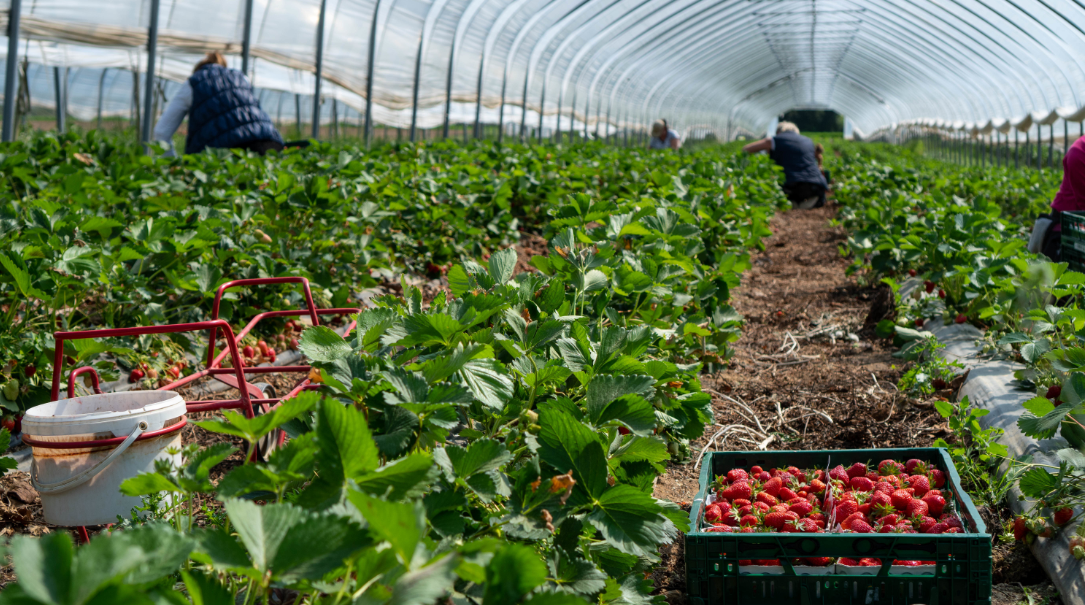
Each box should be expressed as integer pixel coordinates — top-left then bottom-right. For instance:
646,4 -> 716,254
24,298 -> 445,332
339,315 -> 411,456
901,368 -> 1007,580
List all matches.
650,204 -> 1057,605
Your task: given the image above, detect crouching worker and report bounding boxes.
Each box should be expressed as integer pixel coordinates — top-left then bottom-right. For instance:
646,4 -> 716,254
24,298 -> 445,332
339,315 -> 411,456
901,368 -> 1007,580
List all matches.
742,122 -> 827,209
649,119 -> 681,150
153,52 -> 285,157
1029,134 -> 1085,261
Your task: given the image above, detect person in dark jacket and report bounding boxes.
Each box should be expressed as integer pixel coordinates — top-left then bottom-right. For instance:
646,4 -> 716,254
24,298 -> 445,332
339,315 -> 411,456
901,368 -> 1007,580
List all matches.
153,52 -> 284,156
742,122 -> 828,209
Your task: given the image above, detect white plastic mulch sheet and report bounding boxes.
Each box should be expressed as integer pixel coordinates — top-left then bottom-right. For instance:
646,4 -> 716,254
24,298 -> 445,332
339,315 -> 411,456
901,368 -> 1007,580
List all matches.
909,300 -> 1085,604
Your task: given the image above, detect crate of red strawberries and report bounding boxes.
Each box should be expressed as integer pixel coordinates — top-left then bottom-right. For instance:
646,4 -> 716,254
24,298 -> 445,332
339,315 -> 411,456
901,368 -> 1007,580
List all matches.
686,448 -> 991,605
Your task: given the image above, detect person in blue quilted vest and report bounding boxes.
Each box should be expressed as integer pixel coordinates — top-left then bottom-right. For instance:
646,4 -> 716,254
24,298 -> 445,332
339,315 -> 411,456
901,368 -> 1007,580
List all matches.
153,52 -> 285,156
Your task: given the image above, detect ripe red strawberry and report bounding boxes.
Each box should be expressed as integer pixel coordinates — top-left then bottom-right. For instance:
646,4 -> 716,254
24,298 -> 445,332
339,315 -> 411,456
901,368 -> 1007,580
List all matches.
808,512 -> 827,524
865,470 -> 880,482
750,465 -> 763,475
915,318 -> 924,328
877,523 -> 895,533
874,481 -> 894,494
770,504 -> 788,514
921,494 -> 946,517
838,558 -> 860,567
908,269 -> 917,277
705,504 -> 723,523
941,515 -> 963,530
129,368 -> 145,382
893,560 -> 922,567
740,514 -> 759,527
757,471 -> 771,482
918,516 -> 937,533
850,519 -> 874,534
895,524 -> 918,533
727,481 -> 753,500
756,492 -> 779,506
727,469 -> 749,483
1013,517 -> 1027,541
841,512 -> 867,530
870,491 -> 892,509
858,503 -> 872,517
938,289 -> 946,299
904,459 -> 925,474
723,510 -> 741,527
761,477 -> 783,497
1045,385 -> 1062,402
905,499 -> 929,518
955,313 -> 966,324
739,527 -> 758,533
733,499 -> 752,508
891,489 -> 913,511
929,469 -> 946,488
834,500 -> 859,520
908,475 -> 931,497
787,466 -> 806,482
789,500 -> 813,517
878,460 -> 903,476
859,558 -> 882,567
705,525 -> 732,533
929,522 -> 948,534
739,505 -> 754,516
828,465 -> 849,483
808,479 -> 827,493
849,476 -> 875,492
779,487 -> 799,501
846,462 -> 867,478
944,527 -> 961,534
765,512 -> 795,530
924,280 -> 935,294
1053,507 -> 1073,526
879,513 -> 901,526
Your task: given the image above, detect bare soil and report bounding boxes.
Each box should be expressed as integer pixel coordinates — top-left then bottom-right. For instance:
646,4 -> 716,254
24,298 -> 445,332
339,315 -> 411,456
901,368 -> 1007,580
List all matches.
649,202 -> 1056,604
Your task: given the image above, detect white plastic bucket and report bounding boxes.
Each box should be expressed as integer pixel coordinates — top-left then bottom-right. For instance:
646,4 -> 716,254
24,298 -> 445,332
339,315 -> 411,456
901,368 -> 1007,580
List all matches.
22,391 -> 186,526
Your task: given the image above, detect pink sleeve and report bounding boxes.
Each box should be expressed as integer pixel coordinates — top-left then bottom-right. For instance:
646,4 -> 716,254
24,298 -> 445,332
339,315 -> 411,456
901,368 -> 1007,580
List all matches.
1066,144 -> 1085,206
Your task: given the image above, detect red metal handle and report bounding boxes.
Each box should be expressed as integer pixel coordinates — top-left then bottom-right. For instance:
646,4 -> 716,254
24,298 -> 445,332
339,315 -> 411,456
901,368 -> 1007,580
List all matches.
21,418 -> 187,449
66,367 -> 102,399
52,320 -> 253,418
206,277 -> 322,368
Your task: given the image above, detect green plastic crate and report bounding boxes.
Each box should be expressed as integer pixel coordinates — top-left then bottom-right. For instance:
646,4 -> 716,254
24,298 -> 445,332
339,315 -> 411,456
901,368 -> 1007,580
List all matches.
1061,211 -> 1085,272
685,448 -> 992,605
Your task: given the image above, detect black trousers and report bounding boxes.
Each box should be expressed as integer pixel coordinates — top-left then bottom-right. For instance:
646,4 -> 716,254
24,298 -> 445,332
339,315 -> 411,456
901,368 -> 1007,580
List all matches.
782,181 -> 827,209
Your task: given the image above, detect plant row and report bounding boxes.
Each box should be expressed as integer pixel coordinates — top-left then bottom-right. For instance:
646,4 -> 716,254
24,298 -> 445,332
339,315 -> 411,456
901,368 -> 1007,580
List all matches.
0,131 -> 779,417
0,134 -> 787,605
827,140 -> 1085,560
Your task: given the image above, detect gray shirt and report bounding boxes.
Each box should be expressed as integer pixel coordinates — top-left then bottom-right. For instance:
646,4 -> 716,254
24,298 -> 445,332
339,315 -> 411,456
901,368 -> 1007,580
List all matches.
649,129 -> 680,150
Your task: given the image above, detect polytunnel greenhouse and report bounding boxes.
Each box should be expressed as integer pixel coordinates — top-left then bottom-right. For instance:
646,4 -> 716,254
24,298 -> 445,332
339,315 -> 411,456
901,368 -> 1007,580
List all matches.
4,2 -> 1085,605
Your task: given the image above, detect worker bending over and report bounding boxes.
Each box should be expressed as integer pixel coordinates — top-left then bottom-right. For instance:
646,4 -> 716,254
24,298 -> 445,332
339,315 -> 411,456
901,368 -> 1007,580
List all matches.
649,120 -> 681,150
742,122 -> 827,209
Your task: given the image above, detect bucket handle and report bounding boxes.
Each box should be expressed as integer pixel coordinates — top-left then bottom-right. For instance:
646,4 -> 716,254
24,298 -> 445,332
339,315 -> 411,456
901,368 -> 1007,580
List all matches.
31,421 -> 148,495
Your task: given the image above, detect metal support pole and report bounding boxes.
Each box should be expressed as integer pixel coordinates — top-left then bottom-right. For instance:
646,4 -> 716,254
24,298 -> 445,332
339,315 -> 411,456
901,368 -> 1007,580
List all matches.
442,36 -> 455,140
1014,129 -> 1019,169
1036,123 -> 1042,170
364,0 -> 381,149
332,98 -> 338,139
311,0 -> 327,140
96,69 -> 107,130
2,0 -> 22,142
1050,123 -> 1055,168
240,0 -> 255,77
497,69 -> 507,144
409,32 -> 423,142
53,67 -> 66,134
141,0 -> 161,146
472,57 -> 484,139
295,93 -> 302,138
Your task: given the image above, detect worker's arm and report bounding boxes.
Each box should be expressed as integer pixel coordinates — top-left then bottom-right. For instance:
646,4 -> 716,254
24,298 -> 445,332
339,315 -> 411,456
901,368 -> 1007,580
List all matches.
671,135 -> 680,150
152,82 -> 193,157
742,138 -> 772,154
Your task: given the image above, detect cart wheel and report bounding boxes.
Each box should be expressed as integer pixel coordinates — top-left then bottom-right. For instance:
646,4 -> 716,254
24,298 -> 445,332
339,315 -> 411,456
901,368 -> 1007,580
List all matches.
251,382 -> 285,463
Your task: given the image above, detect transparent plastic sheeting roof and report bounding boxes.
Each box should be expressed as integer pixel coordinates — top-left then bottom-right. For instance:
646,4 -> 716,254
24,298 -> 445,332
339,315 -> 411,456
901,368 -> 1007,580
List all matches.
8,1 -> 1085,138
